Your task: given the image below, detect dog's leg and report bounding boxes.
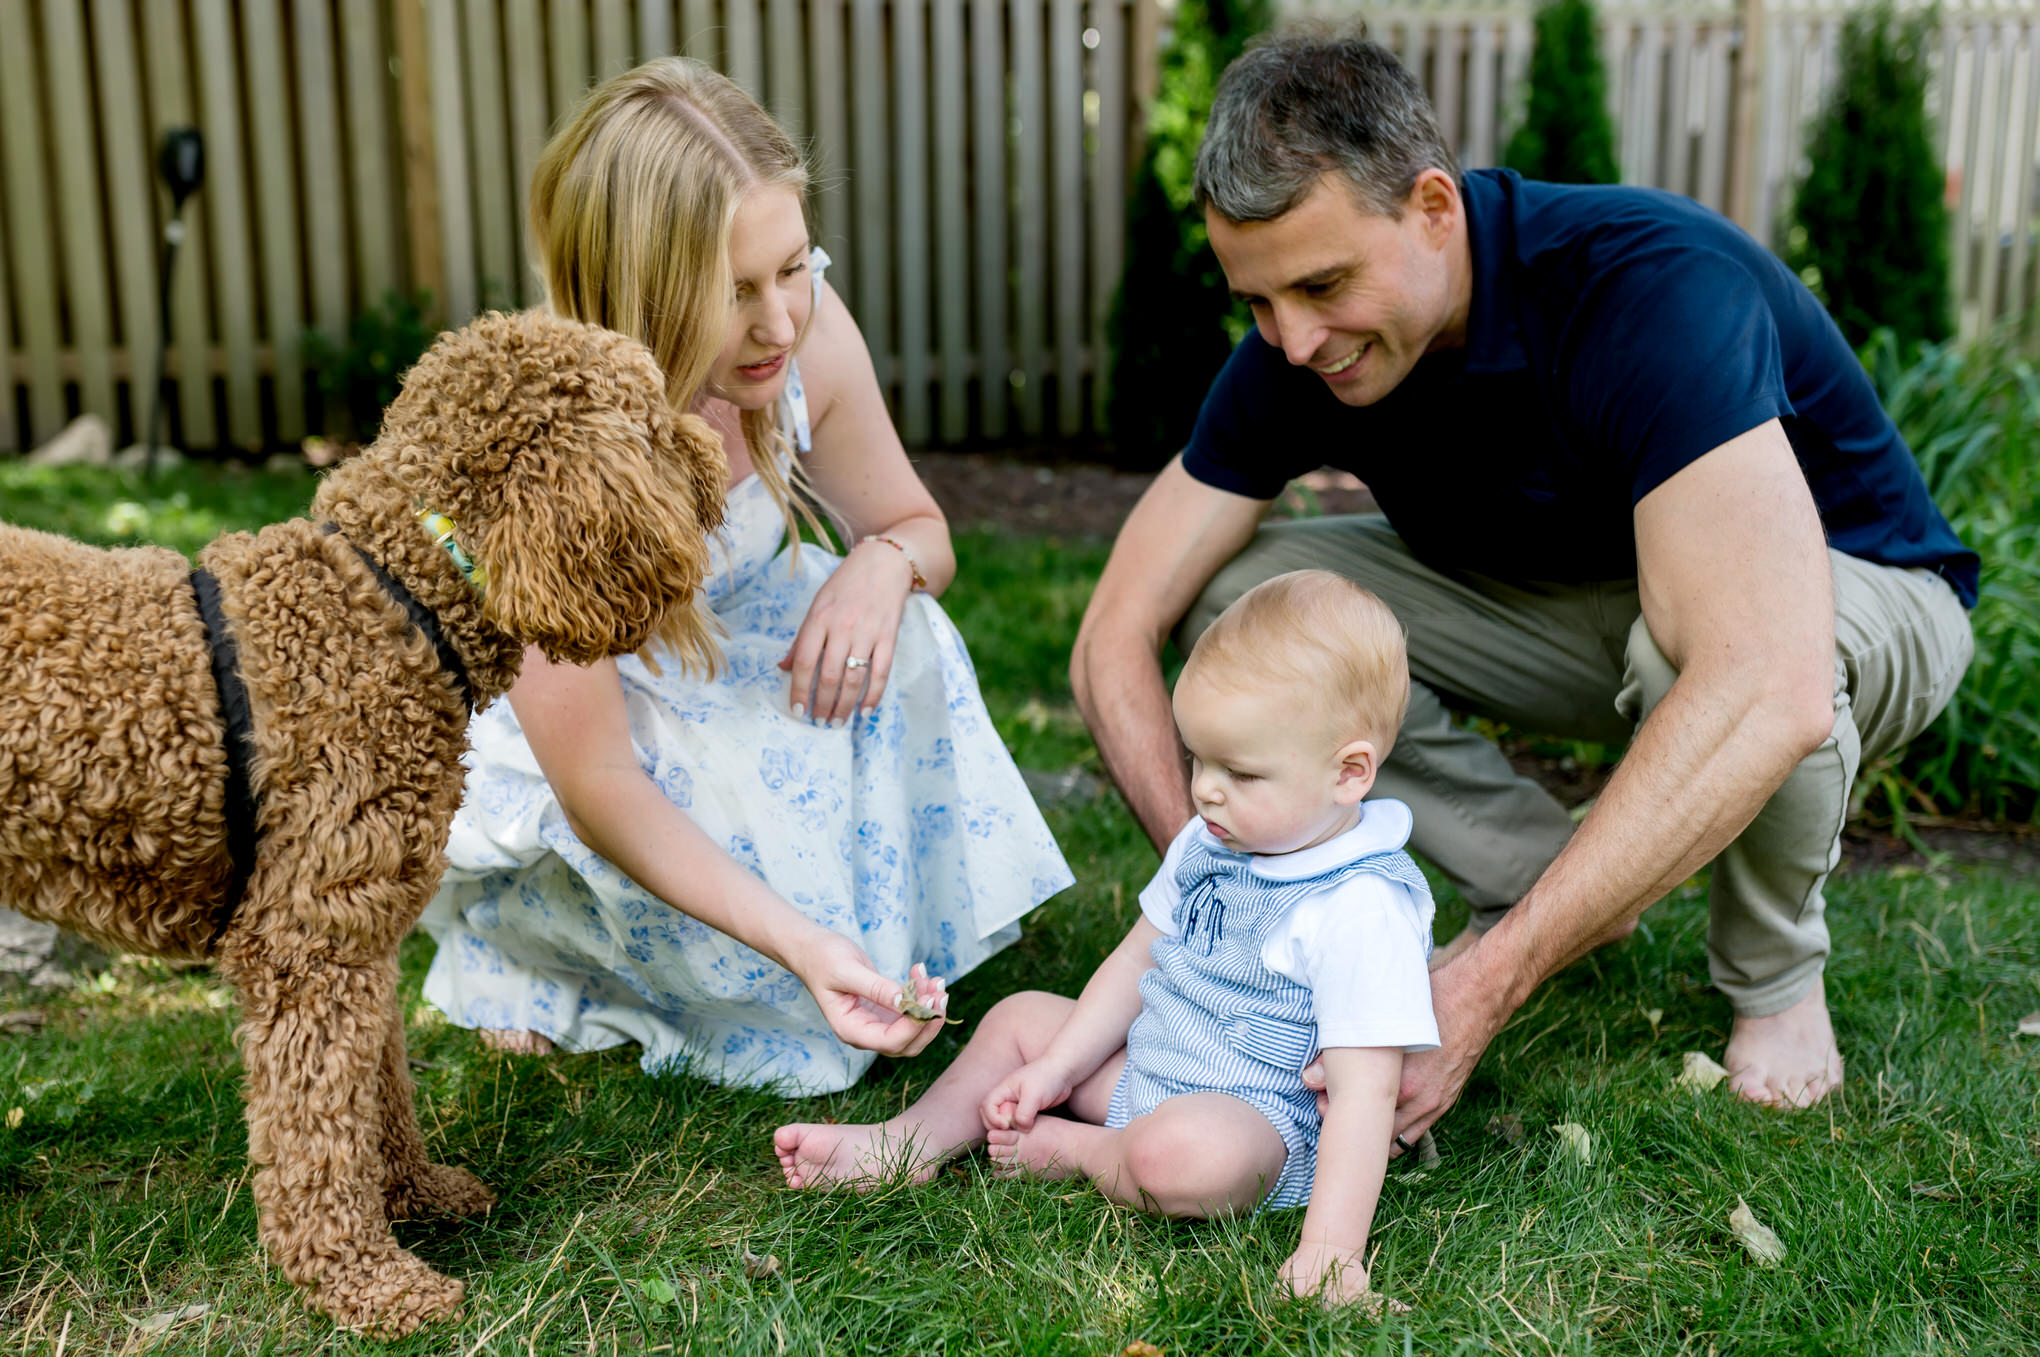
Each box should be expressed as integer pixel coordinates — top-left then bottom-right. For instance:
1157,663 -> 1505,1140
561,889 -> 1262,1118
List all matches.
227,945 -> 466,1338
378,1003 -> 495,1220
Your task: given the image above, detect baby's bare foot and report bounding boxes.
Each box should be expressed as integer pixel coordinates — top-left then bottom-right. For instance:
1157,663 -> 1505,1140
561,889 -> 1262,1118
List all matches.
1725,978 -> 1844,1108
478,1028 -> 554,1056
772,1120 -> 949,1190
984,1115 -> 1095,1181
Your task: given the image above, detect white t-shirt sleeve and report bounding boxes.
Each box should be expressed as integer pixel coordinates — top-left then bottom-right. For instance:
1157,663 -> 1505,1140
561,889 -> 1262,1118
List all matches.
1136,820 -> 1202,937
1263,874 -> 1439,1052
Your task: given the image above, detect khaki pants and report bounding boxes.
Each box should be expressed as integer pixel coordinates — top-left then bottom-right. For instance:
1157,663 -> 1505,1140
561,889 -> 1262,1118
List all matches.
1178,515 -> 1974,1016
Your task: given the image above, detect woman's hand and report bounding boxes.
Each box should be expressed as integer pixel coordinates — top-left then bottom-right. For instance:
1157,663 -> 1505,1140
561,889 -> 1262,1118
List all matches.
790,929 -> 950,1057
980,1056 -> 1078,1132
779,538 -> 918,726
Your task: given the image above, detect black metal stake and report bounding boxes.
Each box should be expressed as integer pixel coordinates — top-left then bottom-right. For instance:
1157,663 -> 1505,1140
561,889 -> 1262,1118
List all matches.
145,127 -> 204,480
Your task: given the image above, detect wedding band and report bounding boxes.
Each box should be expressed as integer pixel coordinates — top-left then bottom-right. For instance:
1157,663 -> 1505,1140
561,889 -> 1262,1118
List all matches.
1392,1133 -> 1414,1154
845,656 -> 869,670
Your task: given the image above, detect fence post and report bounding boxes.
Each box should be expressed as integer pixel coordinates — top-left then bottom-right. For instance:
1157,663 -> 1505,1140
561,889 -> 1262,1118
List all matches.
394,0 -> 445,326
1728,0 -> 1765,235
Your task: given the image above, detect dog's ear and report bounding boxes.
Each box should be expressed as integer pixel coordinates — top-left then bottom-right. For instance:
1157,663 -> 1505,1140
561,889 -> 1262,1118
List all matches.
632,406 -> 731,675
462,321 -> 728,669
376,310 -> 730,670
476,402 -> 722,668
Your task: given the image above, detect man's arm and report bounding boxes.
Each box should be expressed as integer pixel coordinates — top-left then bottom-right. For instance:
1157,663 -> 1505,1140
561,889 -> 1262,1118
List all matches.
1071,456 -> 1269,851
1393,419 -> 1839,1137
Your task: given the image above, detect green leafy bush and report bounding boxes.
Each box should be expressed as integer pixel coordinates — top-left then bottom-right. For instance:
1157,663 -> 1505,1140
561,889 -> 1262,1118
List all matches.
1503,0 -> 1619,185
302,291 -> 437,446
1787,3 -> 1950,352
1104,0 -> 1272,470
1866,329 -> 2040,825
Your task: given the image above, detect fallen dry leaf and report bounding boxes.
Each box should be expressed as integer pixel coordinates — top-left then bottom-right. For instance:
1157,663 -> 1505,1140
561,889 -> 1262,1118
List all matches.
1909,1182 -> 1958,1201
1554,1122 -> 1593,1165
2016,1011 -> 2040,1037
5,1107 -> 21,1129
741,1250 -> 781,1280
1728,1197 -> 1786,1266
1675,1050 -> 1731,1093
134,1303 -> 209,1336
0,1009 -> 46,1034
1485,1112 -> 1525,1147
1119,1343 -> 1166,1357
894,978 -> 960,1025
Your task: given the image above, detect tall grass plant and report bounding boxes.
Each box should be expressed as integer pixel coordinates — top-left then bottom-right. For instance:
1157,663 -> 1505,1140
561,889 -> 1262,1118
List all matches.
1867,329 -> 2040,824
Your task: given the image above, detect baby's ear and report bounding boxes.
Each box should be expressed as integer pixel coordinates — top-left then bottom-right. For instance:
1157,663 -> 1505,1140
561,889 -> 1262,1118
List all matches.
1334,739 -> 1378,804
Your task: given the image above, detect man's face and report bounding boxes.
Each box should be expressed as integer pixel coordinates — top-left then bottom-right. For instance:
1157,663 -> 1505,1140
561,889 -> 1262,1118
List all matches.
1206,171 -> 1466,407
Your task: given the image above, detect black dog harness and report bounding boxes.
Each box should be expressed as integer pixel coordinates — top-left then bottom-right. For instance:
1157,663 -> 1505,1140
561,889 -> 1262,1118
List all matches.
190,528 -> 473,947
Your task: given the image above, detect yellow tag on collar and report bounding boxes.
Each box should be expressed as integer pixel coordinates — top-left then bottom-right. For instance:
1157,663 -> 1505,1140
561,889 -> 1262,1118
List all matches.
417,508 -> 488,597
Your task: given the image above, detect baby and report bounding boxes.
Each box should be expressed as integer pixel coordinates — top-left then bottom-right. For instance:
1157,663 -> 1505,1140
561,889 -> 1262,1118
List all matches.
774,570 -> 1437,1306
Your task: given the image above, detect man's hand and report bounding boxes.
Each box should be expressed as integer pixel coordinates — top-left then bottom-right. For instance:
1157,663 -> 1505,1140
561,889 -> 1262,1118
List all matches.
1388,947 -> 1509,1142
1301,944 -> 1512,1145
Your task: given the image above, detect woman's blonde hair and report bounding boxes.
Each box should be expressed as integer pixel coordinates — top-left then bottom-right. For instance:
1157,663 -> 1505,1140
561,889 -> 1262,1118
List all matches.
1184,570 -> 1411,754
530,57 -> 829,580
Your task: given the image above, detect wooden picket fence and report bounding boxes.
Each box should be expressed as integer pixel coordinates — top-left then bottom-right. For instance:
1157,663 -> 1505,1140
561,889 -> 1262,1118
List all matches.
0,0 -> 2034,456
0,0 -> 1153,456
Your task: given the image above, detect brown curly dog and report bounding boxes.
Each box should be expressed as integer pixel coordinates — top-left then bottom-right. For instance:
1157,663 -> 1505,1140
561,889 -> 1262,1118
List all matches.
0,311 -> 726,1336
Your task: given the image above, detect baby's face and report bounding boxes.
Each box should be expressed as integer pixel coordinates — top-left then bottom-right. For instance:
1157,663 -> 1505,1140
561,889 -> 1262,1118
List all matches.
1173,670 -> 1365,856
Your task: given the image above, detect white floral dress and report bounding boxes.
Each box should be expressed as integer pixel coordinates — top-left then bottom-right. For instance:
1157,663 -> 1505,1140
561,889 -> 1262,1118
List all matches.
419,270 -> 1072,1093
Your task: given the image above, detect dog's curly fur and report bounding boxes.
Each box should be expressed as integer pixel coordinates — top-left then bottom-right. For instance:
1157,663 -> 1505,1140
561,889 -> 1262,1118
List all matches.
0,311 -> 726,1336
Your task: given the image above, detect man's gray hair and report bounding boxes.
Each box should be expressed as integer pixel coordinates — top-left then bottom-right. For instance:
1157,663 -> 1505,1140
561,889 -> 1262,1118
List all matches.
1194,32 -> 1461,222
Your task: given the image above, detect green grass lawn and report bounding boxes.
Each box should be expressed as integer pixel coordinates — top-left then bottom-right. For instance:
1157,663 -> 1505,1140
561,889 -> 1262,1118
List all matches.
2,464 -> 2037,1354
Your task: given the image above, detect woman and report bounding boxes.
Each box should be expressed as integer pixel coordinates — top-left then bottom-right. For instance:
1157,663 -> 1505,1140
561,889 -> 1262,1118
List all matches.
420,58 -> 1072,1094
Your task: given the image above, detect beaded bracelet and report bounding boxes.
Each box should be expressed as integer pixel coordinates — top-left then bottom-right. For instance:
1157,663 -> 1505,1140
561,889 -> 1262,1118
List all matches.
861,534 -> 927,592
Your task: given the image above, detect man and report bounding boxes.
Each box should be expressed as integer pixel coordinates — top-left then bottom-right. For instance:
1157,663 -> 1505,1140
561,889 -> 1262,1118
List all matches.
1071,35 -> 1975,1142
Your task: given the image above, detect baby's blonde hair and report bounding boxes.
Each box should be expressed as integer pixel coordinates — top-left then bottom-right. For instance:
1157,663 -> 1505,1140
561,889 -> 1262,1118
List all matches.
530,57 -> 830,567
1183,570 -> 1410,754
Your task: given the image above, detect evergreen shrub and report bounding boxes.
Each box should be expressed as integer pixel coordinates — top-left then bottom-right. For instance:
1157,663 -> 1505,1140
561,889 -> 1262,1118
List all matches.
1503,0 -> 1619,185
302,290 -> 437,446
1787,3 -> 1950,352
1103,0 -> 1272,470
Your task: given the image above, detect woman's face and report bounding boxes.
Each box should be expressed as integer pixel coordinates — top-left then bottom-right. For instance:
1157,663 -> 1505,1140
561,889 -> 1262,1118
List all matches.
703,184 -> 813,410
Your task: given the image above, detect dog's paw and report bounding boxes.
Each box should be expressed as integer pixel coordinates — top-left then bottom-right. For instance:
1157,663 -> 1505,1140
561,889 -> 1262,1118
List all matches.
318,1253 -> 466,1338
386,1162 -> 496,1220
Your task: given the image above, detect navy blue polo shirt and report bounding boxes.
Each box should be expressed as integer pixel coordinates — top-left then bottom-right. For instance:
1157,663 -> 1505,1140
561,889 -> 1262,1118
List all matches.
1182,169 -> 1978,607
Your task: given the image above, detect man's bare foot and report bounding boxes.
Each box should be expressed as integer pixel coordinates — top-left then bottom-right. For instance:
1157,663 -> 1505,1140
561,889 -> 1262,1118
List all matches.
1429,924 -> 1485,971
984,1115 -> 1102,1181
1724,977 -> 1844,1108
772,1120 -> 953,1189
478,1028 -> 554,1056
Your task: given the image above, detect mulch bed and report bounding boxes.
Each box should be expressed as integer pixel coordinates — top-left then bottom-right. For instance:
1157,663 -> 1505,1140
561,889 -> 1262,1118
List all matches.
912,448 -> 1377,538
915,448 -> 2031,874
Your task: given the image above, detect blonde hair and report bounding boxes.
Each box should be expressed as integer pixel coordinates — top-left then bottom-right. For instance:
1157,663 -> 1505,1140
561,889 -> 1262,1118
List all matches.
1184,570 -> 1411,754
530,57 -> 830,571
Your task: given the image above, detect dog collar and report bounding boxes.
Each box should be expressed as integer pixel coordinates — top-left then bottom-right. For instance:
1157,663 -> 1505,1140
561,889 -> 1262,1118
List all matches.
417,508 -> 488,598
